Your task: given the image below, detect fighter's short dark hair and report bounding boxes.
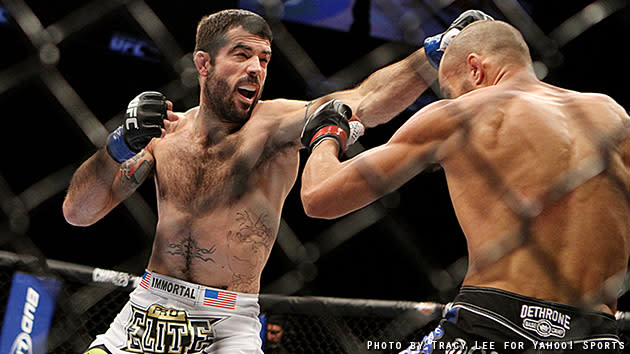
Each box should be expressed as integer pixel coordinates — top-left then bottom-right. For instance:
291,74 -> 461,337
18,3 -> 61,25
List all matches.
195,9 -> 272,56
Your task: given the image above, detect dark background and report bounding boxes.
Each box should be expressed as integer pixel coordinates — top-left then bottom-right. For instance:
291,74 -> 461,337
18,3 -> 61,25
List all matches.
0,0 -> 628,309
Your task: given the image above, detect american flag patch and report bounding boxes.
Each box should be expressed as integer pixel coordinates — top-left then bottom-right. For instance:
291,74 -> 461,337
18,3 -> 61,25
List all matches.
139,272 -> 151,289
203,289 -> 237,309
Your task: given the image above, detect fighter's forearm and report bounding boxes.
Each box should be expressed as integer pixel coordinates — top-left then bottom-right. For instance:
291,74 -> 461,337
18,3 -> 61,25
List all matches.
63,143 -> 156,226
301,141 -> 383,219
301,142 -> 346,219
63,148 -> 120,226
352,48 -> 436,127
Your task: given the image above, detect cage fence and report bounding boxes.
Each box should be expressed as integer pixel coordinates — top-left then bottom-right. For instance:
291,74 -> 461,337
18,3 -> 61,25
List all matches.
0,0 -> 629,353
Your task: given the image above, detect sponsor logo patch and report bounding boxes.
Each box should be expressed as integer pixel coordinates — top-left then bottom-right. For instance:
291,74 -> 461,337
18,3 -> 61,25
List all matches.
124,303 -> 223,353
520,305 -> 570,338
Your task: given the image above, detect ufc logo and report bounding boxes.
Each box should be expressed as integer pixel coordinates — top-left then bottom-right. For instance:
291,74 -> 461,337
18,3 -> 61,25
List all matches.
125,116 -> 138,130
126,100 -> 139,129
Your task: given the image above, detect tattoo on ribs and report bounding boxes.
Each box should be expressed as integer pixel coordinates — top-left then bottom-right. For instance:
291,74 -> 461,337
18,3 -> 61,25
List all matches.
166,236 -> 217,264
227,210 -> 273,251
225,210 -> 274,292
231,273 -> 256,291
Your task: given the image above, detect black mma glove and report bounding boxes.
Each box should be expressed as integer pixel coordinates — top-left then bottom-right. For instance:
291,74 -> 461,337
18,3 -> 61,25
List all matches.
424,9 -> 494,69
106,91 -> 167,163
301,100 -> 352,158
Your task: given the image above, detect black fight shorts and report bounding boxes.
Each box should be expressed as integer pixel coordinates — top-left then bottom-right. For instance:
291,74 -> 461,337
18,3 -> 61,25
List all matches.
401,286 -> 622,354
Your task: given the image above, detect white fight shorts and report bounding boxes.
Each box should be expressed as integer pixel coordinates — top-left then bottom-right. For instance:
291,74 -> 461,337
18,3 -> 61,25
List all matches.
86,270 -> 263,354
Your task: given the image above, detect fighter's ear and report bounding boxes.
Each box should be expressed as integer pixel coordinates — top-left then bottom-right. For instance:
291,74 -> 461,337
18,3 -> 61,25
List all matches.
194,51 -> 211,77
467,53 -> 484,85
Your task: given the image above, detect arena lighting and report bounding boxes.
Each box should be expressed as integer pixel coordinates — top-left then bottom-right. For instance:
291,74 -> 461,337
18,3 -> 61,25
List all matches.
108,32 -> 160,62
240,0 -> 494,43
0,6 -> 10,25
549,0 -> 626,47
0,0 -> 628,352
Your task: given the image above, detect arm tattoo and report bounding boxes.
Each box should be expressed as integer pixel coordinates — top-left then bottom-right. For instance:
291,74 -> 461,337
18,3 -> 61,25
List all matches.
119,150 -> 153,187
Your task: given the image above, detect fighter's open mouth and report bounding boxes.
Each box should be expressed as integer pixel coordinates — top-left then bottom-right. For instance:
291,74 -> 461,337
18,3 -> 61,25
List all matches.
237,85 -> 257,99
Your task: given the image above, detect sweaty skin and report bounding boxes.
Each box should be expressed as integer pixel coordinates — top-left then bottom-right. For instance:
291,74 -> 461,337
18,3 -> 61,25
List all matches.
147,103 -> 301,293
63,25 -> 437,293
302,21 -> 630,313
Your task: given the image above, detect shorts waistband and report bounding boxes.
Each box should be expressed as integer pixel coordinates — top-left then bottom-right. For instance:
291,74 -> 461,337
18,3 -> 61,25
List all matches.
452,286 -> 618,341
138,270 -> 258,311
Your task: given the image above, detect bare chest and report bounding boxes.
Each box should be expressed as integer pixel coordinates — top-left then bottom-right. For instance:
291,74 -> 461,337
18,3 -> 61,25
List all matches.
153,131 -> 297,214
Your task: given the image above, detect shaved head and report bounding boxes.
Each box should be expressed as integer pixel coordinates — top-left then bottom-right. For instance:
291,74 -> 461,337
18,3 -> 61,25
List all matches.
439,21 -> 534,98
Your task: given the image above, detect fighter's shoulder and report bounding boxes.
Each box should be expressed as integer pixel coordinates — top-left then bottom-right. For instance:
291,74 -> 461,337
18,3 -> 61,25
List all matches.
414,92 -> 487,120
393,98 -> 468,143
163,107 -> 195,135
167,106 -> 198,122
252,99 -> 309,121
578,91 -> 623,107
255,98 -> 309,113
181,106 -> 199,118
571,92 -> 629,120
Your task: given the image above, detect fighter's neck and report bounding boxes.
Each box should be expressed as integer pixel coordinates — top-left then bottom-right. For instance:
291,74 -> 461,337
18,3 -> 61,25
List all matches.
190,106 -> 243,144
493,65 -> 538,87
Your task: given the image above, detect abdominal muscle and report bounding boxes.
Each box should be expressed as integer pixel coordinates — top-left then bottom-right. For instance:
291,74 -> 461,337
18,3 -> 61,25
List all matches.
147,200 -> 279,294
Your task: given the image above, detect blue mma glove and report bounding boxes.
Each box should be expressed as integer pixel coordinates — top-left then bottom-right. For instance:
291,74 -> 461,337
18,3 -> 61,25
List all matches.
424,10 -> 494,69
106,91 -> 167,163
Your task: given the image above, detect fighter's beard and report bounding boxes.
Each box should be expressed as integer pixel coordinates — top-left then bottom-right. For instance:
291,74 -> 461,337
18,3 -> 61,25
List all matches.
203,74 -> 258,128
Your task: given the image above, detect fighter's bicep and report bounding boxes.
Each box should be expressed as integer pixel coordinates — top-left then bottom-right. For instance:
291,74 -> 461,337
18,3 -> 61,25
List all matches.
262,99 -> 310,145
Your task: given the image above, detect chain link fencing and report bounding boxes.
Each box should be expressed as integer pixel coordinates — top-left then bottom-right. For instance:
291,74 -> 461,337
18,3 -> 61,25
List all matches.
1,0 -> 629,353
